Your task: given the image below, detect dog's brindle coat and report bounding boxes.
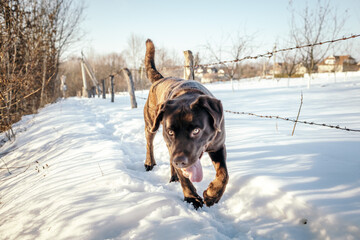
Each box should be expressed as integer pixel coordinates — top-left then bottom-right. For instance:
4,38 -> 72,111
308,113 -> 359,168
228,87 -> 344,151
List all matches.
144,39 -> 228,209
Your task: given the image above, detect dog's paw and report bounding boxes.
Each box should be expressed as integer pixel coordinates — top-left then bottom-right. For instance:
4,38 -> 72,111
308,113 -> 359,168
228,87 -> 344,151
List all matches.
144,164 -> 155,171
169,174 -> 179,183
203,189 -> 221,207
184,196 -> 203,210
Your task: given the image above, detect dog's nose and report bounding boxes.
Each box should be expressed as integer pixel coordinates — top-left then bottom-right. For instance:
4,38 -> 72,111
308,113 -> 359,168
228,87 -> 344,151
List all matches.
173,155 -> 188,168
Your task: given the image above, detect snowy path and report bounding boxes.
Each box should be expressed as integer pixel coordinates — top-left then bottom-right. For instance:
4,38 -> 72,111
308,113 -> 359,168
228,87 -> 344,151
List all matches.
1,77 -> 360,239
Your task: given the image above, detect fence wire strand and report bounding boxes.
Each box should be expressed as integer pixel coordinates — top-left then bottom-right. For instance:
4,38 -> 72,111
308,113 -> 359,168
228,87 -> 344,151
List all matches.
224,110 -> 360,133
135,96 -> 360,133
190,34 -> 360,68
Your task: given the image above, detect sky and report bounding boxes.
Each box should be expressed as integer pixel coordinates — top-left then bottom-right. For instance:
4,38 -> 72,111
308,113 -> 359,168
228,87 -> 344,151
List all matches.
73,0 -> 360,63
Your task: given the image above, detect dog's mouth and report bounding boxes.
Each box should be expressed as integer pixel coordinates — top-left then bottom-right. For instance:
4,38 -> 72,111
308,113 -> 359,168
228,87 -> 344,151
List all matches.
181,151 -> 204,182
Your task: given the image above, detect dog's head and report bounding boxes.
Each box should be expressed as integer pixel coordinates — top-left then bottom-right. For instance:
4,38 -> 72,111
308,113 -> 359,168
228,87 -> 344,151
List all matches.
151,95 -> 223,182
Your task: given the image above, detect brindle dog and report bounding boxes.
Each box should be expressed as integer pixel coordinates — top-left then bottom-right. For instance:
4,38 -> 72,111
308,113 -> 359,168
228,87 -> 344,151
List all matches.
143,39 -> 228,209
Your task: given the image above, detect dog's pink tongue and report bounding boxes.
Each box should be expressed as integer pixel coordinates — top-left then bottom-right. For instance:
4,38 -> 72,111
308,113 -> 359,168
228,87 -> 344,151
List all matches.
185,159 -> 203,182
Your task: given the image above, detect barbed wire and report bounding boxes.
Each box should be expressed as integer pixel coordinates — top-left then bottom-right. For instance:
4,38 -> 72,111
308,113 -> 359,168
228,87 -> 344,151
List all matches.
135,96 -> 359,133
139,34 -> 360,133
137,96 -> 147,100
224,110 -> 360,133
189,33 -> 360,68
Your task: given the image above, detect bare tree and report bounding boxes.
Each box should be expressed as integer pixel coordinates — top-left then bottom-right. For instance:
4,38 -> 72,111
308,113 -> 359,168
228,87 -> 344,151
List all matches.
229,33 -> 253,80
124,33 -> 145,69
124,33 -> 146,89
193,52 -> 201,67
204,32 -> 253,81
204,34 -> 229,78
279,47 -> 300,78
95,52 -> 127,92
289,0 -> 347,75
155,46 -> 182,79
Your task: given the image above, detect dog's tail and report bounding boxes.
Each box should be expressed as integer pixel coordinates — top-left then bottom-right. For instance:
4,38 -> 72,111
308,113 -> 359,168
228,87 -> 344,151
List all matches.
145,39 -> 163,83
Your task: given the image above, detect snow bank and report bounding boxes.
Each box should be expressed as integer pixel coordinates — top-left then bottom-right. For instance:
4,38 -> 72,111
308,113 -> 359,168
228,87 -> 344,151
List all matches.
1,77 -> 360,239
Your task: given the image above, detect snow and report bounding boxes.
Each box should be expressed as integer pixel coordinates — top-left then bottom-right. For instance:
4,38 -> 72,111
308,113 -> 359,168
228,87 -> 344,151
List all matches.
1,76 -> 360,240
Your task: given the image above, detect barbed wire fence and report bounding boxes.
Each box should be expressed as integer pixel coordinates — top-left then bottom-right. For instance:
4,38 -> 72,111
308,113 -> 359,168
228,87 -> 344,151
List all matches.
224,110 -> 360,133
2,34 -> 360,136
135,95 -> 360,133
135,33 -> 360,133
197,34 -> 360,133
190,34 -> 360,68
151,34 -> 360,69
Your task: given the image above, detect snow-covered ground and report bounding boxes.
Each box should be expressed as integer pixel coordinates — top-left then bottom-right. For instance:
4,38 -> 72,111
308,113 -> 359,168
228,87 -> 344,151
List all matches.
1,76 -> 360,240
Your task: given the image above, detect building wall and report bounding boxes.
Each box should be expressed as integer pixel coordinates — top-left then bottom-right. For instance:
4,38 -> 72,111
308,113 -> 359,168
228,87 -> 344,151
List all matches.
318,64 -> 342,73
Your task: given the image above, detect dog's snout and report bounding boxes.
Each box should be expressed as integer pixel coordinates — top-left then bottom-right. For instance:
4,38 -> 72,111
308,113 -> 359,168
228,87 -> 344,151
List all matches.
173,155 -> 188,168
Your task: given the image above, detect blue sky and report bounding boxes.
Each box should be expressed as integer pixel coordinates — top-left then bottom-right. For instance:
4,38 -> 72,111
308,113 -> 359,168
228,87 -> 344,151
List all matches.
76,0 -> 360,61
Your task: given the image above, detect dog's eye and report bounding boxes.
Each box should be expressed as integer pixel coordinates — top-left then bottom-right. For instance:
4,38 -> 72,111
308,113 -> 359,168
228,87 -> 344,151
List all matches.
168,130 -> 174,136
192,128 -> 201,135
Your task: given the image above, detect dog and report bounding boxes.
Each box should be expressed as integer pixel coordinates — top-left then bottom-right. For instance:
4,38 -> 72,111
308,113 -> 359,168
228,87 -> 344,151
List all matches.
143,39 -> 228,209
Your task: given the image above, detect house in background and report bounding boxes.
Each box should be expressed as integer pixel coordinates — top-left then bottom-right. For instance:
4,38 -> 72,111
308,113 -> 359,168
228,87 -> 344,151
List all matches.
295,63 -> 307,75
195,66 -> 226,83
268,62 -> 284,75
207,67 -> 218,74
218,69 -> 225,77
317,55 -> 358,73
195,67 -> 206,79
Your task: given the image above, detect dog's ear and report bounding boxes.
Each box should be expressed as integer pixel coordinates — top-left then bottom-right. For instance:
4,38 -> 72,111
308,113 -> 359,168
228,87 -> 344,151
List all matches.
150,103 -> 166,133
150,100 -> 174,132
191,95 -> 223,132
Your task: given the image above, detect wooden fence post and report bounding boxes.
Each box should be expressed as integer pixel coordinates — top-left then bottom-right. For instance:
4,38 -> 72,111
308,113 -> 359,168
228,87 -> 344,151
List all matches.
80,61 -> 88,97
97,84 -> 101,98
272,44 -> 276,80
184,50 -> 195,80
102,79 -> 106,99
122,68 -> 137,108
110,75 -> 114,103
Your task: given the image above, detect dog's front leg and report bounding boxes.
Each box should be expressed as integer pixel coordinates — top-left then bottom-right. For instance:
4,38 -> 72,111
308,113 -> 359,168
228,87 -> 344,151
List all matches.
169,163 -> 179,182
175,168 -> 203,209
144,129 -> 156,171
203,146 -> 229,207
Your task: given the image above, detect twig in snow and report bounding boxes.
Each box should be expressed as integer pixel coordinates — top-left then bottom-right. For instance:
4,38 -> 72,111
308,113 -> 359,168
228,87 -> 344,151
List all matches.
0,166 -> 29,169
292,92 -> 303,136
1,158 -> 11,175
98,163 -> 104,176
0,164 -> 30,183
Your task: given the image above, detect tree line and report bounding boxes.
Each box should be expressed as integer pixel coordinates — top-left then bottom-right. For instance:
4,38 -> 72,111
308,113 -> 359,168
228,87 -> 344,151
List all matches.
0,0 -> 84,138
